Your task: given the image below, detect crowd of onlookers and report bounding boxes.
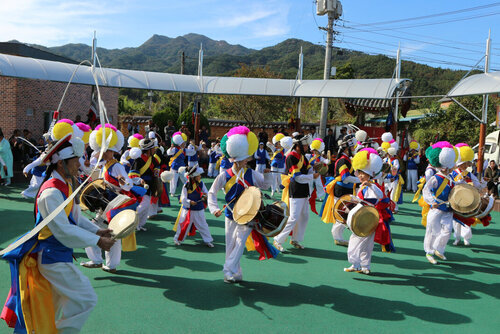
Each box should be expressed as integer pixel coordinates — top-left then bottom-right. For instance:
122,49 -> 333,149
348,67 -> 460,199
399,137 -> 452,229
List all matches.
1,119 -> 499,200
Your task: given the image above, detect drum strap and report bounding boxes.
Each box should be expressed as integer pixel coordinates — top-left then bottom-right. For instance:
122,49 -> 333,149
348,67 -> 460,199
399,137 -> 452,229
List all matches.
169,147 -> 183,167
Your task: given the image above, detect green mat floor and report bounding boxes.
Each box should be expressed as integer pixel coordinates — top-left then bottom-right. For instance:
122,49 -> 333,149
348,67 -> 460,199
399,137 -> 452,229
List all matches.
0,180 -> 499,333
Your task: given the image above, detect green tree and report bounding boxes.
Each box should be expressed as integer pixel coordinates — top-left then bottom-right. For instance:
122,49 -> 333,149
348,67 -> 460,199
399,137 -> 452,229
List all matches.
178,103 -> 210,138
207,64 -> 290,127
411,96 -> 498,146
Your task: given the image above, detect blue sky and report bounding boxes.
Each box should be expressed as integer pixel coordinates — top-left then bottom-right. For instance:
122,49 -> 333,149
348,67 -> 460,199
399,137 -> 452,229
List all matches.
1,0 -> 499,70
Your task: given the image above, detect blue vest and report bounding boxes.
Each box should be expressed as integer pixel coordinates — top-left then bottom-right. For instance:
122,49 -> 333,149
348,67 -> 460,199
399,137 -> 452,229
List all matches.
271,150 -> 285,168
256,149 -> 267,165
35,179 -> 76,264
209,150 -> 219,163
188,146 -> 198,162
31,164 -> 46,177
224,169 -> 254,219
171,147 -> 186,170
221,156 -> 233,169
183,181 -> 206,211
431,174 -> 453,212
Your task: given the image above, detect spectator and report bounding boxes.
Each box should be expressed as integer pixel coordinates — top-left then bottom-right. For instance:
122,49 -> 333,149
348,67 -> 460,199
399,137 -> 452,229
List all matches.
258,127 -> 269,145
484,160 -> 499,197
309,127 -> 319,139
21,129 -> 37,163
323,128 -> 336,154
337,127 -> 347,143
0,128 -> 14,185
9,130 -> 23,163
198,141 -> 209,172
179,121 -> 191,139
145,119 -> 159,134
164,119 -> 176,147
128,119 -> 140,135
198,125 -> 209,144
75,115 -> 82,123
417,147 -> 428,179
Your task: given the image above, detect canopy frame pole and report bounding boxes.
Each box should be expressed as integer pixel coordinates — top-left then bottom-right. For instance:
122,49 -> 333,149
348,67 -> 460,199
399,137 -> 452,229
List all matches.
477,30 -> 491,177
449,98 -> 483,123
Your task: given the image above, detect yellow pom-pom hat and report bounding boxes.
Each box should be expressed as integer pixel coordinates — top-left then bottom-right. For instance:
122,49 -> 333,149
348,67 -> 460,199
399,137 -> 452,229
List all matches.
75,122 -> 92,144
409,140 -> 420,151
89,123 -> 124,153
51,119 -> 79,141
127,133 -> 144,148
220,126 -> 258,162
310,138 -> 325,153
352,148 -> 383,177
272,133 -> 285,145
455,143 -> 474,164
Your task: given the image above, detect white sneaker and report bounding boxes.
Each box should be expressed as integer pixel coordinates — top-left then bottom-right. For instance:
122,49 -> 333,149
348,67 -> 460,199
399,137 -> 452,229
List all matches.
344,265 -> 361,272
174,240 -> 181,246
273,240 -> 284,252
464,240 -> 470,246
205,242 -> 214,248
360,268 -> 371,275
453,240 -> 459,246
434,250 -> 447,261
426,254 -> 437,265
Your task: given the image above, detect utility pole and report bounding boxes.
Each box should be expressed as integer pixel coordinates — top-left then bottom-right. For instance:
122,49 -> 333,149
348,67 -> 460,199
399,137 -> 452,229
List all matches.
477,30 -> 491,177
179,51 -> 185,116
296,47 -> 304,132
391,44 -> 401,138
317,0 -> 342,138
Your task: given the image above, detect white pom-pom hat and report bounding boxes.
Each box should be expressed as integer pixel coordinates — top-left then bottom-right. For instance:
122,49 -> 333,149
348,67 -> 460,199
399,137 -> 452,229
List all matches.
355,130 -> 368,142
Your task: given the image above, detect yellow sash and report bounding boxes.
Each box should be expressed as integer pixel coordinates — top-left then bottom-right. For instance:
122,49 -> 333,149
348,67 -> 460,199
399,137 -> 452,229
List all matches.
412,176 -> 426,202
139,156 -> 152,175
320,176 -> 342,223
215,155 -> 224,170
271,148 -> 284,161
308,154 -> 319,165
392,174 -> 405,203
420,177 -> 448,227
280,157 -> 304,207
169,148 -> 183,167
19,244 -> 57,333
103,159 -> 118,176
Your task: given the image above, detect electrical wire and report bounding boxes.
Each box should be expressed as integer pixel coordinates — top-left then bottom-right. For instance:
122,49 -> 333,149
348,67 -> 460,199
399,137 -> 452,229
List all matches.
338,26 -> 500,57
341,35 -> 481,63
343,2 -> 500,27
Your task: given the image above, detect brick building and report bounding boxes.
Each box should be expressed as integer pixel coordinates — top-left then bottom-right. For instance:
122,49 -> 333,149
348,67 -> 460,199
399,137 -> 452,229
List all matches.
0,42 -> 118,141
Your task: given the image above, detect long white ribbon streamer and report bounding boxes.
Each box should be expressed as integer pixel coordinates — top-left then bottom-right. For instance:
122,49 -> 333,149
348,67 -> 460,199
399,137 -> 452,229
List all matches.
0,61 -> 111,256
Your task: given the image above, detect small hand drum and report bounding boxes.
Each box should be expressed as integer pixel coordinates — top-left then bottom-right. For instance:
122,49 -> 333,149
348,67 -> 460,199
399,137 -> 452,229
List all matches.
232,186 -> 263,225
334,194 -> 379,237
80,179 -> 118,212
448,183 -> 481,218
253,201 -> 289,237
108,209 -> 138,239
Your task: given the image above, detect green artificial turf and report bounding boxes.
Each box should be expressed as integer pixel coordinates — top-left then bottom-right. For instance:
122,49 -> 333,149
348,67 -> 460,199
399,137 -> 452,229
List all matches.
0,181 -> 499,333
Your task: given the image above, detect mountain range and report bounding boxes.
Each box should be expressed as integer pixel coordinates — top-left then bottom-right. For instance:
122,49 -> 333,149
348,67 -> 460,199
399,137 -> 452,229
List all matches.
26,33 -> 468,105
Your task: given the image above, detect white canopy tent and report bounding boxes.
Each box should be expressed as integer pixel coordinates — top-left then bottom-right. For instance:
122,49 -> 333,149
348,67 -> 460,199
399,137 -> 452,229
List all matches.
447,71 -> 500,97
0,53 -> 409,99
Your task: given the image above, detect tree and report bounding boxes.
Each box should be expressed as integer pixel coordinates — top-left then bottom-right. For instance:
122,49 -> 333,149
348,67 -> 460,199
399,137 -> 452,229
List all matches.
411,96 -> 498,146
205,64 -> 290,127
178,103 -> 210,137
